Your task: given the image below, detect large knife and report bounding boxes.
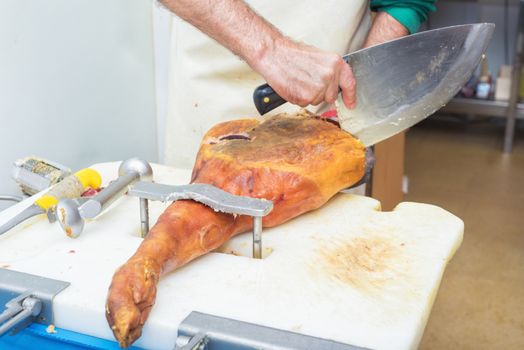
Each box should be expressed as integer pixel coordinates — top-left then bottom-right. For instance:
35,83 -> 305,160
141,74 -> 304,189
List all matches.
253,23 -> 495,146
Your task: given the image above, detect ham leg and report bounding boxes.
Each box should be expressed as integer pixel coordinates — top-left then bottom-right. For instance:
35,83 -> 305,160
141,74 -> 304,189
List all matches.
106,112 -> 366,347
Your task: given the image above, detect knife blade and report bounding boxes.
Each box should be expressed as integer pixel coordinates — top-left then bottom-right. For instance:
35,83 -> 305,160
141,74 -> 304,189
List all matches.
253,23 -> 495,146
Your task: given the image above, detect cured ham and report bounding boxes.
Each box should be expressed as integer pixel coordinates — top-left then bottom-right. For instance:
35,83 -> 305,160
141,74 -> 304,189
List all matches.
105,112 -> 366,347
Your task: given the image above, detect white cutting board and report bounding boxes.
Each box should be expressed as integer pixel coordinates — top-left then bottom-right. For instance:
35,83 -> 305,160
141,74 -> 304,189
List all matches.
0,162 -> 463,350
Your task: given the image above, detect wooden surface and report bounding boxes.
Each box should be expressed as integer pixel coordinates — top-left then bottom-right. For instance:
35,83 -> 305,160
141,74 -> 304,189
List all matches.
371,132 -> 406,211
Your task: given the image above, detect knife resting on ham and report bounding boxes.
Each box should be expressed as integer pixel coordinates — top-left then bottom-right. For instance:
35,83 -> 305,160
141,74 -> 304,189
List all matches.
105,111 -> 367,347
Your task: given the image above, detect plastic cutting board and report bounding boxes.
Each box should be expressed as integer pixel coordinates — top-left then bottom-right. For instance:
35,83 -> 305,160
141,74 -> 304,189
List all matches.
0,162 -> 463,350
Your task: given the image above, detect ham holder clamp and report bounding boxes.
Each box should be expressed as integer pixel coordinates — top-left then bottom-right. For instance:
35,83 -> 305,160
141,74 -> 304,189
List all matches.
57,158 -> 274,259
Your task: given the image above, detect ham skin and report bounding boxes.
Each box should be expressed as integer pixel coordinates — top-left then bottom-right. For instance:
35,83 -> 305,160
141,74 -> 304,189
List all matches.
105,112 -> 366,347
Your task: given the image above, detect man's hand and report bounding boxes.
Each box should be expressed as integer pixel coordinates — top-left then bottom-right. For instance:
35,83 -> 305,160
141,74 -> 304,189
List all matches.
253,37 -> 356,109
159,0 -> 356,109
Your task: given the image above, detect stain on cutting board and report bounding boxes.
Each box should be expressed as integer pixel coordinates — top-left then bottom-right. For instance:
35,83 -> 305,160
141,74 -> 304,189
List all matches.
311,235 -> 408,293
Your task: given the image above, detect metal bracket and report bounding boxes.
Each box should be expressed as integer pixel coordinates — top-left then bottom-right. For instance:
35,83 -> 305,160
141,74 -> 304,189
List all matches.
345,147 -> 375,190
128,182 -> 273,259
178,332 -> 208,350
0,269 -> 70,336
0,292 -> 41,336
174,312 -> 369,350
128,182 -> 273,217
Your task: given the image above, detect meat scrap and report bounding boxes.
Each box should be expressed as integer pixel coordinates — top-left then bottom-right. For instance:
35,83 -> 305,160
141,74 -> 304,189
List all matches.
105,112 -> 366,347
81,187 -> 103,197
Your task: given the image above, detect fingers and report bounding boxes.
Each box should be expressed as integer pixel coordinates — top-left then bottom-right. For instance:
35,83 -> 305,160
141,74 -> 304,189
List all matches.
282,81 -> 324,107
296,54 -> 343,107
259,41 -> 356,109
298,55 -> 354,108
339,63 -> 356,109
311,83 -> 327,106
324,60 -> 342,104
283,84 -> 317,107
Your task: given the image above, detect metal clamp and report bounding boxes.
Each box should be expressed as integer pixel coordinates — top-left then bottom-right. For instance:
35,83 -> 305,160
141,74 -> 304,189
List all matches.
177,332 -> 208,350
0,269 -> 69,337
0,292 -> 41,336
174,312 -> 368,350
345,147 -> 375,190
50,157 -> 271,259
127,182 -> 273,259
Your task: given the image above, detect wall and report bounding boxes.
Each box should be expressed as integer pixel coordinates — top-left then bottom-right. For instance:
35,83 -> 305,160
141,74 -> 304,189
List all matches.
0,0 -> 157,209
153,3 -> 172,164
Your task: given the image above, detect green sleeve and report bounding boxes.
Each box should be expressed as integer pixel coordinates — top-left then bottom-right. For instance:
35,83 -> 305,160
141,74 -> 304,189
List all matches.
370,0 -> 437,34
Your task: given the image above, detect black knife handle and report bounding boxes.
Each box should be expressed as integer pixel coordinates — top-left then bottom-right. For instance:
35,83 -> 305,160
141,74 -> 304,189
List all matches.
253,83 -> 287,115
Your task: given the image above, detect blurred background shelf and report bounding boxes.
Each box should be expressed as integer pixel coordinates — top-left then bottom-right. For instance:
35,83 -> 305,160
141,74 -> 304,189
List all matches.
442,97 -> 524,119
432,0 -> 524,152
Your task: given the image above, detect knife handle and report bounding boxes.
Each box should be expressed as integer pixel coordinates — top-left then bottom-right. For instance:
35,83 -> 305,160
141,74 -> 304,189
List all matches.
253,83 -> 287,115
34,168 -> 102,210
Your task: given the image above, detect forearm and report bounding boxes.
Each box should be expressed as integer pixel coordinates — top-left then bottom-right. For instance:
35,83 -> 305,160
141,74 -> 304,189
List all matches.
370,0 -> 436,34
158,0 -> 281,69
363,12 -> 409,48
159,0 -> 357,108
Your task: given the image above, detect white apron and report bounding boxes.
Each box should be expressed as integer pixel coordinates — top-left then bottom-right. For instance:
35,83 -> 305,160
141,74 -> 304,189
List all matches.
164,0 -> 371,167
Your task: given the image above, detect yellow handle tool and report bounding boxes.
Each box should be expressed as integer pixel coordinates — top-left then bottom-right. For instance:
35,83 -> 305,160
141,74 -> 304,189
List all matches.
0,168 -> 102,235
34,168 -> 102,210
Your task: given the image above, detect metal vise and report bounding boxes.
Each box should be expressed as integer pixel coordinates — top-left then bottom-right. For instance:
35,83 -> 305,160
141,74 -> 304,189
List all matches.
56,158 -> 274,259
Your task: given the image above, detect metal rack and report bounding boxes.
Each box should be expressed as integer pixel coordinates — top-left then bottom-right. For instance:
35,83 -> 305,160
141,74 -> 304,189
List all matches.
440,0 -> 524,152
